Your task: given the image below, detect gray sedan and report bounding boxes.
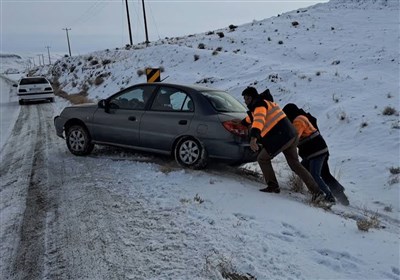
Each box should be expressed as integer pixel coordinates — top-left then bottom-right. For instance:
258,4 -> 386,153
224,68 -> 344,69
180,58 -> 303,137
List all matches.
54,82 -> 256,169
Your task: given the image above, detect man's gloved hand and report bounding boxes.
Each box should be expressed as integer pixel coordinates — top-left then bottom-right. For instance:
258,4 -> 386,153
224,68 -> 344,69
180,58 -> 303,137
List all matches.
250,137 -> 259,152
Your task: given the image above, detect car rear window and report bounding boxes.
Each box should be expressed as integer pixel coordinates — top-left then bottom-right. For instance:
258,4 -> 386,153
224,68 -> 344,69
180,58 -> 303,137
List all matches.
20,78 -> 49,85
201,90 -> 246,113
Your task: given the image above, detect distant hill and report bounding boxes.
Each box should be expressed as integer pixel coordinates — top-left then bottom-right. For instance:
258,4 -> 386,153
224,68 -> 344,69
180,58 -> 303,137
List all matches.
0,54 -> 22,59
1,53 -> 26,74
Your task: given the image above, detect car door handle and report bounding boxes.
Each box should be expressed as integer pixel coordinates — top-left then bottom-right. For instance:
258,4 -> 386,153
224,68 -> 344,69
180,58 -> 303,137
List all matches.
178,120 -> 187,125
128,116 -> 136,121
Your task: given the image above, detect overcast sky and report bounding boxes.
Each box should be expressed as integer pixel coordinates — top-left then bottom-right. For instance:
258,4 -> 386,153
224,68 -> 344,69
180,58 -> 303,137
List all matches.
1,0 -> 327,56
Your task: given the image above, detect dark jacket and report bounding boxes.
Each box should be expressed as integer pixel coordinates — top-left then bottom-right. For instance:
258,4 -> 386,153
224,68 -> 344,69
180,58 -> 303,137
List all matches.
242,97 -> 297,158
283,103 -> 329,160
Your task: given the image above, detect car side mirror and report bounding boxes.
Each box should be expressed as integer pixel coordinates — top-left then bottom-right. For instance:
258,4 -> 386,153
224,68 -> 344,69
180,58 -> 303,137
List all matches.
98,99 -> 111,113
98,99 -> 106,108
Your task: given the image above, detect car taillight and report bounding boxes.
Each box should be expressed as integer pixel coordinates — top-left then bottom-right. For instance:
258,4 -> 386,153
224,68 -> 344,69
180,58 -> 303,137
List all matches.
222,120 -> 248,137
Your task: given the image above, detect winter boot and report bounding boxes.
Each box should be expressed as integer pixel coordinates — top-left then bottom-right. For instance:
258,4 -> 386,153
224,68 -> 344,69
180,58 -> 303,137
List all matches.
260,183 -> 280,193
324,194 -> 336,204
333,190 -> 350,206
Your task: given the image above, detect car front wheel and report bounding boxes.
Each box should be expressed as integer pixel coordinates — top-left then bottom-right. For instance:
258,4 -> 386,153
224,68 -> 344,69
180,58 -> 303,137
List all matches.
174,137 -> 207,169
66,125 -> 94,156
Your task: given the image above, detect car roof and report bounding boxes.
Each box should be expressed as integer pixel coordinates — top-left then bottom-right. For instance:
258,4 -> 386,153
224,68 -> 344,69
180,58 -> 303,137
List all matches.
134,82 -> 221,93
20,77 -> 49,81
21,76 -> 46,79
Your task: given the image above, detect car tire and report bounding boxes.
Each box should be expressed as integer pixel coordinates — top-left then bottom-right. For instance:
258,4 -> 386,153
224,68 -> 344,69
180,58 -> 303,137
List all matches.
66,125 -> 94,156
174,137 -> 208,169
49,98 -> 55,103
18,100 -> 24,105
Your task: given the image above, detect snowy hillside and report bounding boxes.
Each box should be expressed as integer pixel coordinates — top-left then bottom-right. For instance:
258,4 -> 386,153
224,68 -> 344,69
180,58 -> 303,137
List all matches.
1,0 -> 399,279
27,0 -> 399,213
0,54 -> 25,74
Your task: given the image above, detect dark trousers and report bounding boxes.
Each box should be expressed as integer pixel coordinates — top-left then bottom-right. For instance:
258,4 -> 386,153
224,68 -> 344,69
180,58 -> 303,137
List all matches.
257,136 -> 320,194
302,154 -> 333,197
303,155 -> 345,194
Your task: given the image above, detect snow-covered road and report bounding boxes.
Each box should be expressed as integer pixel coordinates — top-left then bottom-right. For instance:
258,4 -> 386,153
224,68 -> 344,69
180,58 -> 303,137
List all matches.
0,76 -> 20,149
1,78 -> 399,280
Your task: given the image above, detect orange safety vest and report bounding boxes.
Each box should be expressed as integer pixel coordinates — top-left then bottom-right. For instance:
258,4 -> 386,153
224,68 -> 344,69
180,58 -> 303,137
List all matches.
293,115 -> 328,159
245,100 -> 286,137
293,115 -> 317,139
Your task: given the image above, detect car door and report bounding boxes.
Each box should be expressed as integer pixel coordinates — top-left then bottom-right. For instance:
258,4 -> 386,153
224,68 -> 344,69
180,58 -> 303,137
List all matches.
139,86 -> 195,152
91,85 -> 156,146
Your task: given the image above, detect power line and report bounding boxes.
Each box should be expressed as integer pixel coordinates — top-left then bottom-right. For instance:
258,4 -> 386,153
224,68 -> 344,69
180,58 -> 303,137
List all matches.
146,0 -> 161,41
131,0 -> 151,44
68,1 -> 109,28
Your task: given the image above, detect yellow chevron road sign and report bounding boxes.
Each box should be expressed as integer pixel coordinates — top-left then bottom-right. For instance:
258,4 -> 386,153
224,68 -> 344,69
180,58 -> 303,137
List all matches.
146,68 -> 161,83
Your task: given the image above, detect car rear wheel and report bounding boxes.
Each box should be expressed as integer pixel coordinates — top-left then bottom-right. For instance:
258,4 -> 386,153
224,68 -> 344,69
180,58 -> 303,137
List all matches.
18,100 -> 24,105
66,125 -> 94,156
174,137 -> 208,169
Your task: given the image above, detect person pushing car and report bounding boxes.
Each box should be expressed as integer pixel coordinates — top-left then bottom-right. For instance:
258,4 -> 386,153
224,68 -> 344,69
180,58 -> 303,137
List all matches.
240,87 -> 324,202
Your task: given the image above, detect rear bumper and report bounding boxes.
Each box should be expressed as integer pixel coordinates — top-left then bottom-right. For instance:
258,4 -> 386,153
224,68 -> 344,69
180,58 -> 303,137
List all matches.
18,92 -> 54,101
240,145 -> 259,163
205,139 -> 258,164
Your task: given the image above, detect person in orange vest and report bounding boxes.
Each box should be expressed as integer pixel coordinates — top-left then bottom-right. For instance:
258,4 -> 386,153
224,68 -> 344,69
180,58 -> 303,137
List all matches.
240,87 -> 324,202
282,103 -> 349,205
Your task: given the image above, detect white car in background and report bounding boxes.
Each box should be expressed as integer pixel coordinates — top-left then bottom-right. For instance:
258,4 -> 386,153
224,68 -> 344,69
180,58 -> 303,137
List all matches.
13,77 -> 55,105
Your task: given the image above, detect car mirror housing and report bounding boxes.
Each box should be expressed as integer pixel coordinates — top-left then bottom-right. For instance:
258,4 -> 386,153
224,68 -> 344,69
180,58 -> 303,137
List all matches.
98,99 -> 106,108
99,99 -> 112,113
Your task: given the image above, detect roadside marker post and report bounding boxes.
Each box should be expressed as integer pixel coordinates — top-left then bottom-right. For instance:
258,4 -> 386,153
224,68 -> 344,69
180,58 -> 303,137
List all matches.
146,68 -> 160,83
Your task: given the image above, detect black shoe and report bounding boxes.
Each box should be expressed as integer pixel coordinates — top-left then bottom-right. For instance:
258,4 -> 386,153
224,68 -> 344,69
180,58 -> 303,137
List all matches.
332,190 -> 350,206
325,194 -> 336,204
260,185 -> 280,193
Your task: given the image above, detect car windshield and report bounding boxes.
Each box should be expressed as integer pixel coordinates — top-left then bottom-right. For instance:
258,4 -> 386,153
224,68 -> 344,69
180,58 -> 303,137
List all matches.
201,90 -> 246,113
20,78 -> 49,85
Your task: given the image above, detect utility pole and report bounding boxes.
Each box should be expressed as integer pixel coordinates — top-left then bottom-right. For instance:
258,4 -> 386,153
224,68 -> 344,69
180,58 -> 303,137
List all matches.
125,0 -> 133,45
37,54 -> 42,66
46,46 -> 51,65
27,58 -> 33,70
142,0 -> 149,46
62,28 -> 72,56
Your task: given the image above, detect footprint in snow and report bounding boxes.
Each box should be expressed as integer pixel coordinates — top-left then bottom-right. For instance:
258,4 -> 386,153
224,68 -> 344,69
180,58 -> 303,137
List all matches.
233,212 -> 255,221
314,249 -> 364,273
281,222 -> 308,239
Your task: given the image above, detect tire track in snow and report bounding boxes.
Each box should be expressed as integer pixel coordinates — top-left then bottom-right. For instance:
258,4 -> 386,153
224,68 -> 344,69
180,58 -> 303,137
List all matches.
11,104 -> 50,280
1,105 -> 39,279
0,103 -> 67,280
